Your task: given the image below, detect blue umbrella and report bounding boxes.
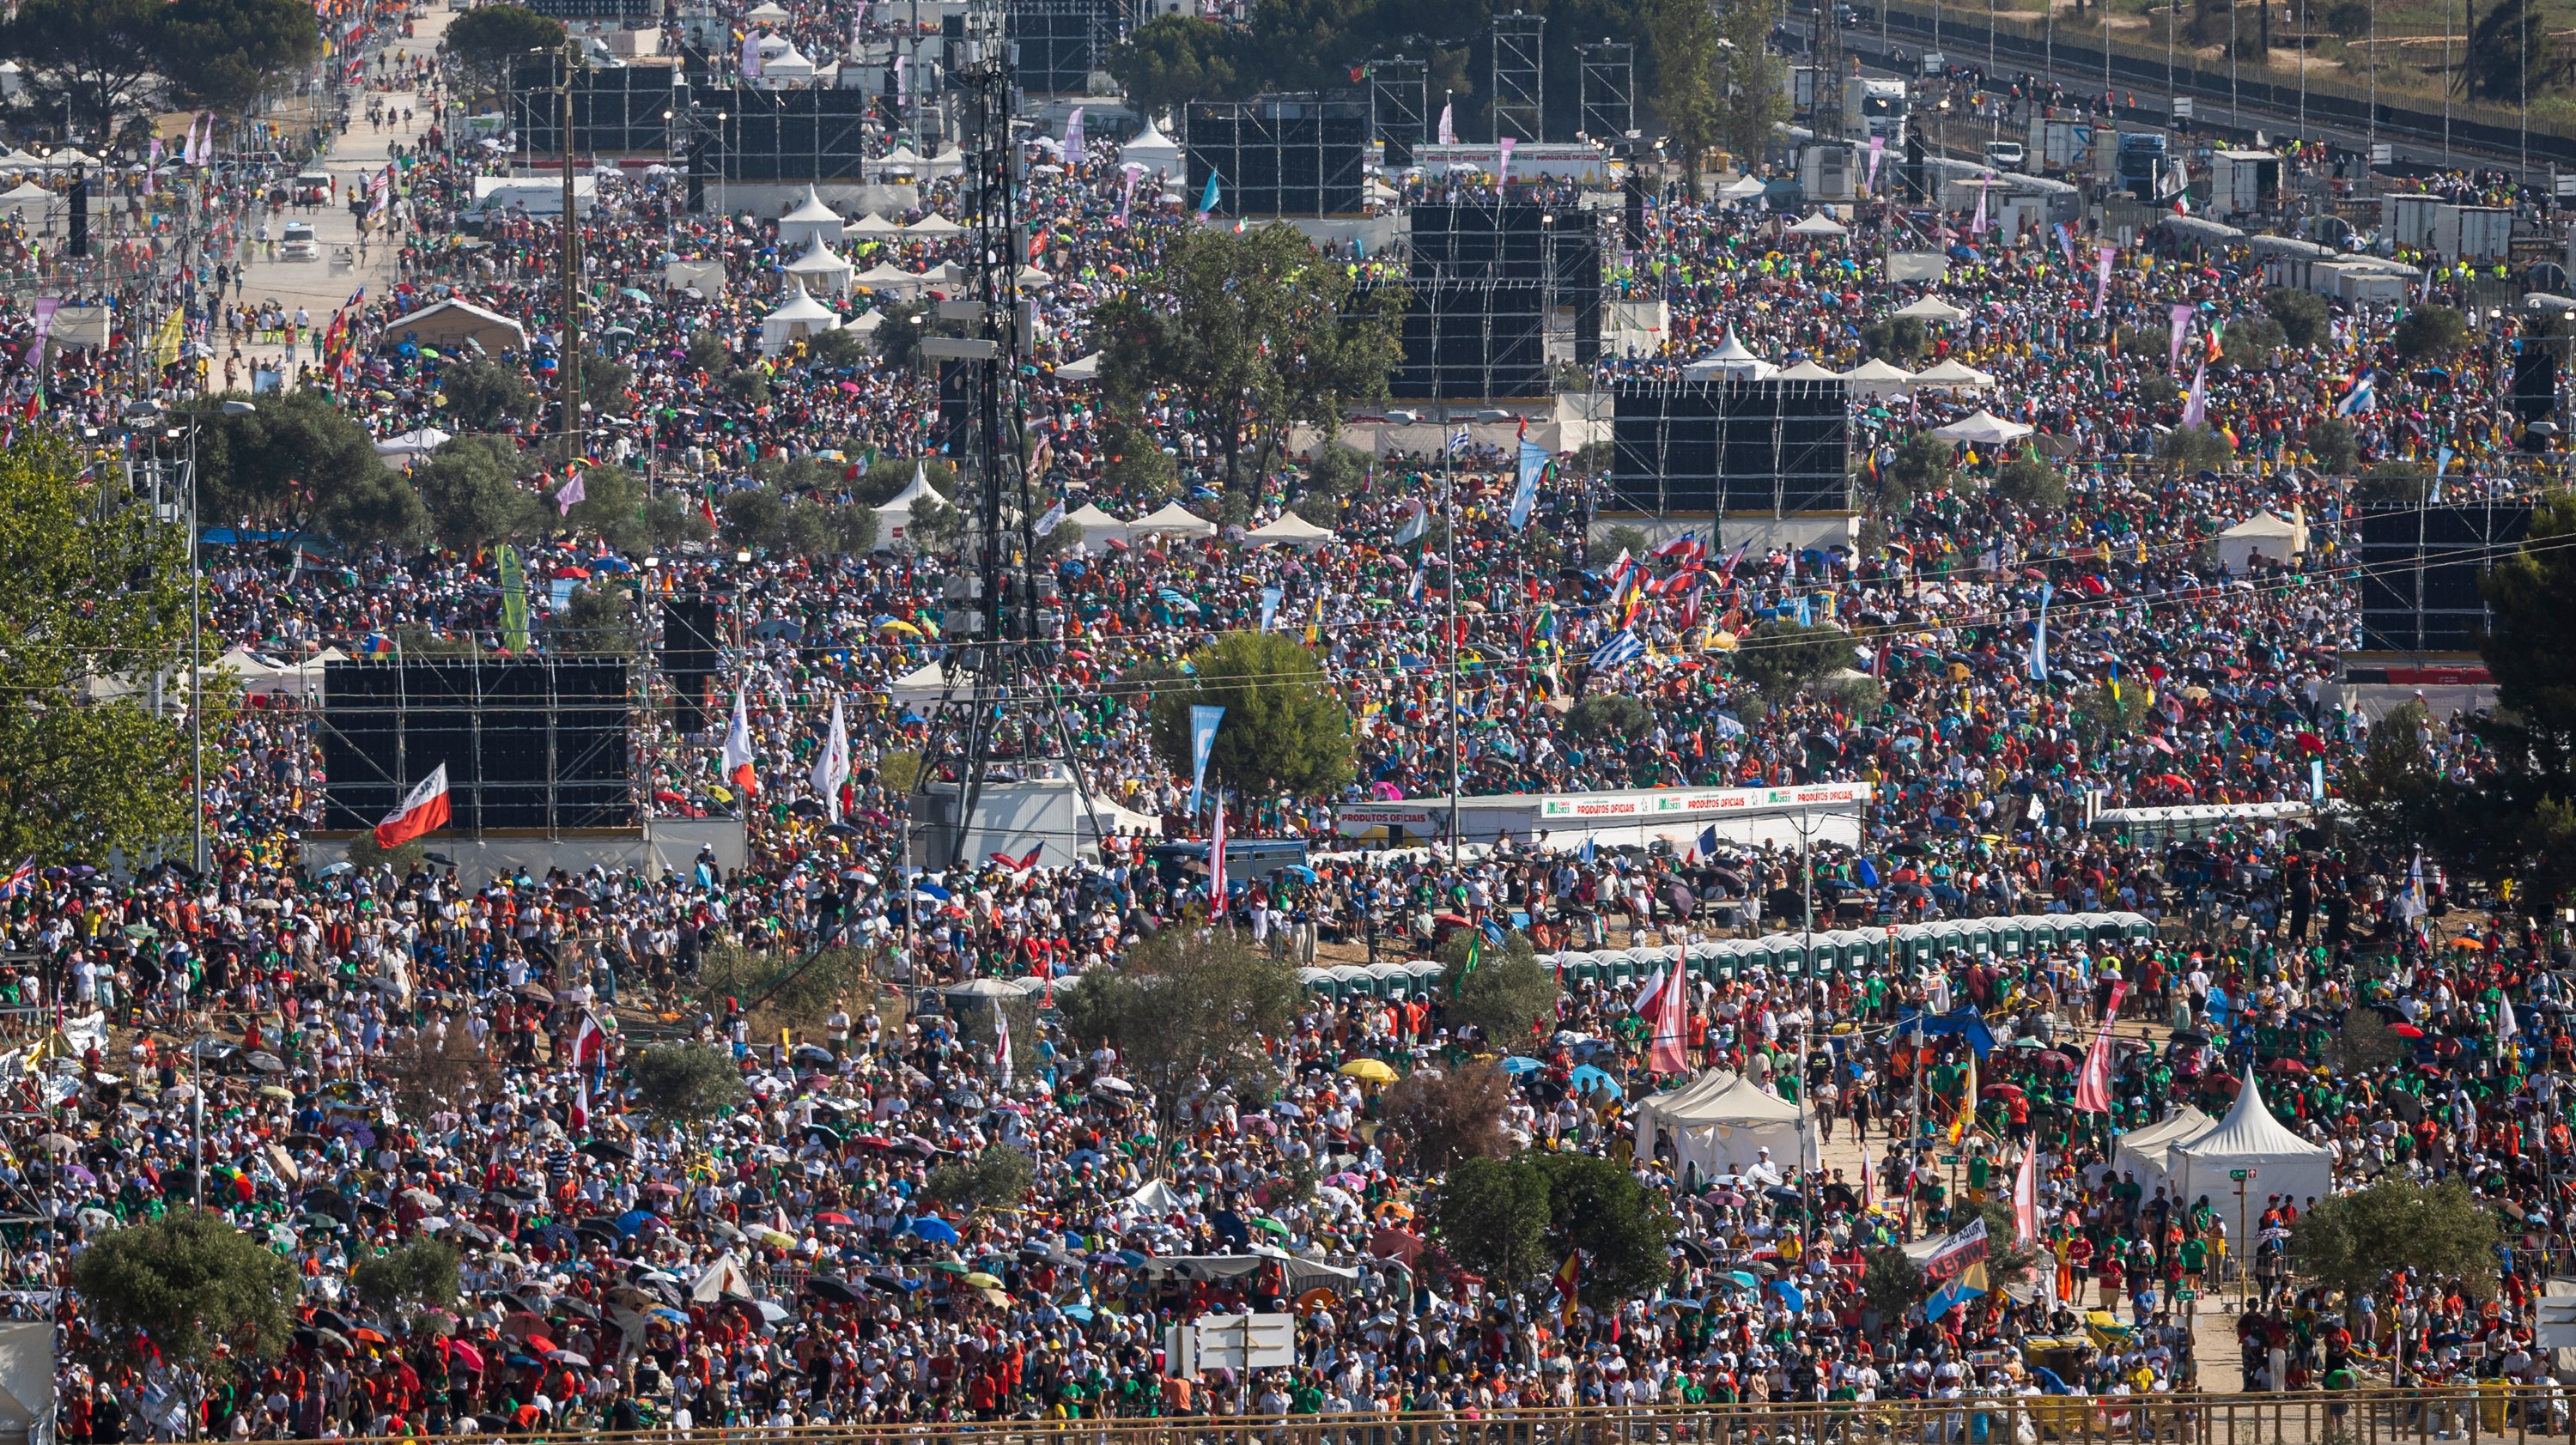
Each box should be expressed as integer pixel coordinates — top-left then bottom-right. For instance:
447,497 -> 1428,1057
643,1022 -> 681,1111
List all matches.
906,1216 -> 960,1245
1568,1064 -> 1622,1097
1499,1057 -> 1545,1076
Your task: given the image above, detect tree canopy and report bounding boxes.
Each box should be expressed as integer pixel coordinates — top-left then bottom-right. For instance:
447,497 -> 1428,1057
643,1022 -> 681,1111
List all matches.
444,4 -> 564,104
2291,1175 -> 2499,1301
0,436 -> 226,865
1146,630 -> 1355,800
1099,224 -> 1404,496
1430,1151 -> 1674,1306
70,1212 -> 297,1371
1054,928 -> 1304,1128
155,0 -> 321,113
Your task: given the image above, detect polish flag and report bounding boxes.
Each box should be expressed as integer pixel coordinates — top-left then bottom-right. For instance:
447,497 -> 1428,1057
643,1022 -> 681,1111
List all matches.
993,1013 -> 1013,1090
570,1010 -> 609,1065
570,1073 -> 590,1132
1647,965 -> 1691,1074
2072,981 -> 2128,1113
1208,805 -> 1228,906
374,765 -> 451,847
720,689 -> 756,796
2013,1141 -> 2038,1245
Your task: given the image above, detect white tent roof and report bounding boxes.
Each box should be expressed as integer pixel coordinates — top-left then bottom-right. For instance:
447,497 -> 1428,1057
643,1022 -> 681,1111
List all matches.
1892,295 -> 1968,322
1131,501 -> 1215,537
1931,409 -> 2033,444
374,425 -> 453,457
873,463 -> 943,519
853,261 -> 926,288
1841,358 -> 1914,385
1718,174 -> 1768,199
1635,1071 -> 1820,1178
885,661 -> 951,706
1910,358 -> 1996,389
905,214 -> 964,235
781,185 -> 838,222
1785,211 -> 1848,235
1122,119 -> 1182,168
1243,512 -> 1335,549
0,180 -> 51,205
1125,1179 -> 1188,1214
2221,511 -> 2300,539
846,213 -> 904,238
766,290 -> 837,324
2110,1103 -> 2215,1193
2169,1067 -> 2335,1209
784,238 -> 852,275
1775,359 -> 1842,380
1066,502 -> 1126,530
1681,331 -> 1776,380
878,145 -> 926,166
1057,350 -> 1101,380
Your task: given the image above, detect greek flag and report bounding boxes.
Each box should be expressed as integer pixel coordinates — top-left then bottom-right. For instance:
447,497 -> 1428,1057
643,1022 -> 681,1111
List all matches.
1588,628 -> 1645,670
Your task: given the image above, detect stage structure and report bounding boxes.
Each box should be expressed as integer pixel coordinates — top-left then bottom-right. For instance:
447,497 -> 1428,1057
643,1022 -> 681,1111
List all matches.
2354,501 -> 2533,655
1606,378 -> 1852,522
1183,97 -> 1369,216
1490,11 -> 1545,143
319,658 -> 635,835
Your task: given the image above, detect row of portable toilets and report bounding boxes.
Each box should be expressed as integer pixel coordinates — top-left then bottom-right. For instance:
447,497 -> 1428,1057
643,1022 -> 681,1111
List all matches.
1292,912 -> 2158,1000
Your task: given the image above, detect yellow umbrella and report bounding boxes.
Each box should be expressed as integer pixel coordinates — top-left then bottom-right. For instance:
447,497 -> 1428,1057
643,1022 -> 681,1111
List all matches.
1338,1059 -> 1398,1084
877,619 -> 922,636
963,1271 -> 1003,1289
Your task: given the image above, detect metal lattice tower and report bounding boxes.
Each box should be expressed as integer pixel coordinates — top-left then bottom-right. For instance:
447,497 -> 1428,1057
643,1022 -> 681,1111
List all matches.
1811,0 -> 1845,141
1490,11 -> 1545,143
1368,56 -> 1427,161
1575,39 -> 1631,143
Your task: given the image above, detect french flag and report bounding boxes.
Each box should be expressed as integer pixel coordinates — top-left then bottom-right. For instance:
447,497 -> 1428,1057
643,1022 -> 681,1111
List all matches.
373,765 -> 451,848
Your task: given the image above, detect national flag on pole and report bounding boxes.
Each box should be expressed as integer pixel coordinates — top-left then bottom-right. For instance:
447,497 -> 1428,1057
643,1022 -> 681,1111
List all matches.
2013,1143 -> 2038,1245
2073,982 -> 2127,1112
570,1010 -> 610,1064
1588,628 -> 1644,671
0,859 -> 35,902
2336,369 -> 2376,416
993,1011 -> 1014,1089
1554,1251 -> 1582,1329
811,694 -> 851,821
721,689 -> 757,796
554,466 -> 586,516
2178,361 -> 2208,430
373,765 -> 452,848
1207,804 -> 1228,905
570,1073 -> 590,1132
1648,964 -> 1691,1073
1392,503 -> 1427,547
988,846 -> 1042,872
1199,170 -> 1221,216
1437,102 -> 1455,145
1035,498 -> 1066,537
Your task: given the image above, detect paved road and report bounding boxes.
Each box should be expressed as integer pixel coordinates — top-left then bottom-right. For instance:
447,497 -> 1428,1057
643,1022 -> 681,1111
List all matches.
221,3 -> 452,390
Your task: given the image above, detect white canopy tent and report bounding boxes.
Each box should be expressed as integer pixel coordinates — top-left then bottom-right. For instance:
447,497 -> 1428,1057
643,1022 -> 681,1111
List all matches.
1242,513 -> 1335,549
845,212 -> 906,240
781,238 -> 854,295
1717,174 -> 1768,201
1680,331 -> 1776,380
757,288 -> 840,357
1129,501 -> 1216,538
776,185 -> 844,248
1892,295 -> 1968,322
853,261 -> 928,293
1931,409 -> 2034,445
884,661 -> 952,711
1056,350 -> 1102,380
1065,502 -> 1127,550
873,463 -> 946,544
1909,358 -> 1996,389
1839,358 -> 1916,398
2167,1069 -> 2336,1213
1122,119 -> 1182,173
2109,1104 -> 2215,1198
1774,359 -> 1842,380
1784,211 -> 1848,236
2215,511 -> 2307,572
374,425 -> 453,458
1637,1072 -> 1821,1182
904,215 -> 964,237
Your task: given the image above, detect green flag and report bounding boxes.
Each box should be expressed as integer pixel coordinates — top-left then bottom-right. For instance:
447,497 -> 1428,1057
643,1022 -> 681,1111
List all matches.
499,544 -> 530,653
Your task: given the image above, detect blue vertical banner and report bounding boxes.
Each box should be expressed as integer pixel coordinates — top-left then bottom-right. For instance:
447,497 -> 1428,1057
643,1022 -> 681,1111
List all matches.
1258,586 -> 1284,632
1510,441 -> 1546,529
2028,581 -> 2055,682
1188,704 -> 1226,814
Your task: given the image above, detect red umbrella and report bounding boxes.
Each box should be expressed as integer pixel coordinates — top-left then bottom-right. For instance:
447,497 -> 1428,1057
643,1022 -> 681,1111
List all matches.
2263,1057 -> 2308,1074
2386,1023 -> 2425,1039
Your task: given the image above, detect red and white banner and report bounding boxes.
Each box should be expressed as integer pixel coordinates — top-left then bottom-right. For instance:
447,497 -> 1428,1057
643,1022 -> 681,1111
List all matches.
373,764 -> 450,847
2072,981 -> 2129,1114
1647,965 -> 1691,1074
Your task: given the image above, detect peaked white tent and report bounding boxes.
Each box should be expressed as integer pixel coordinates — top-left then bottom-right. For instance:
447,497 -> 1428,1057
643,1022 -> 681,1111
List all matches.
1892,295 -> 1968,322
1775,359 -> 1842,380
781,237 -> 854,295
1680,331 -> 1776,380
1932,409 -> 2034,445
374,425 -> 453,458
2167,1069 -> 2334,1213
2109,1103 -> 2215,1198
904,214 -> 964,236
853,260 -> 927,292
1124,1179 -> 1188,1214
874,463 -> 946,544
758,288 -> 840,356
1840,358 -> 1916,398
1717,174 -> 1768,201
885,661 -> 952,709
1122,119 -> 1183,173
1785,211 -> 1849,236
1637,1071 -> 1820,1181
1909,357 -> 1996,390
1130,501 -> 1216,538
777,185 -> 844,248
845,212 -> 906,239
1056,350 -> 1102,380
1065,502 -> 1127,550
1243,513 -> 1335,549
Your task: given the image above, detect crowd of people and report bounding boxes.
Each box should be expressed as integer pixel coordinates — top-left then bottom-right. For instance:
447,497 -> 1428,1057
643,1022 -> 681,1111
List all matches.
3,0 -> 2574,1437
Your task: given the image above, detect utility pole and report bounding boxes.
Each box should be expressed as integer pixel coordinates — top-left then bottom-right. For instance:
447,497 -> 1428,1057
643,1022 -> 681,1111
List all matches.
559,33 -> 582,455
1443,403 -> 1461,864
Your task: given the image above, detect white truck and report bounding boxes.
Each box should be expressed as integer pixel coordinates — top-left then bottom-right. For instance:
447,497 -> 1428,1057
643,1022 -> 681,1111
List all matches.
1845,76 -> 1909,147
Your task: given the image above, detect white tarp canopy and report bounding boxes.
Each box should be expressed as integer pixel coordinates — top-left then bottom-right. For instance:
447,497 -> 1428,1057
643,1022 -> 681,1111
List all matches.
1840,358 -> 1916,397
1775,359 -> 1842,380
2167,1068 -> 2336,1213
1130,501 -> 1216,537
1784,211 -> 1848,235
374,425 -> 453,457
1909,358 -> 1996,390
904,215 -> 964,236
2110,1104 -> 2215,1197
873,462 -> 946,543
1931,409 -> 2033,444
854,260 -> 928,292
758,288 -> 840,356
777,185 -> 843,247
1056,350 -> 1101,380
1065,502 -> 1127,549
2216,510 -> 2307,572
845,212 -> 906,239
781,238 -> 854,294
1636,1071 -> 1821,1181
1718,174 -> 1768,200
1123,119 -> 1183,173
885,660 -> 951,711
1680,331 -> 1776,380
1242,512 -> 1335,549
1892,295 -> 1968,322
665,258 -> 726,294
1125,1180 -> 1188,1214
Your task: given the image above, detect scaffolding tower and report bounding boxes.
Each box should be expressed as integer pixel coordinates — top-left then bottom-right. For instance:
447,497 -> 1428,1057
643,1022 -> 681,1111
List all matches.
1368,55 -> 1427,165
1490,11 -> 1545,143
1575,39 -> 1632,143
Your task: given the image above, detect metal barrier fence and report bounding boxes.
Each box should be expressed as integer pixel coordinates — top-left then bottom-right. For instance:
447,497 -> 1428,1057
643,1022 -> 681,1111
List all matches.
236,1392 -> 2576,1445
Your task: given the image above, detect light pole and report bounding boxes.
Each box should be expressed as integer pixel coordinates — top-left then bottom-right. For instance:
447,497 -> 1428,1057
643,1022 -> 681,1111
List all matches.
130,397 -> 255,877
